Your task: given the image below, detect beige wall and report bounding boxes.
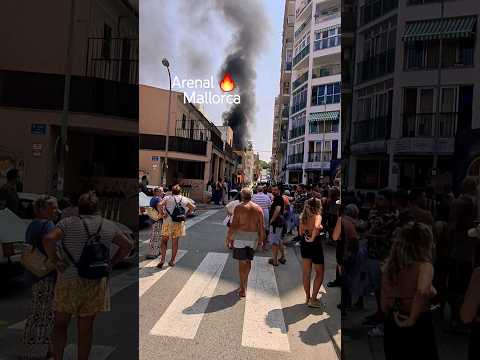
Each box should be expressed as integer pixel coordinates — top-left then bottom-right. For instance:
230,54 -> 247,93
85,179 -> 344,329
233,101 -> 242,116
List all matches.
0,0 -> 137,76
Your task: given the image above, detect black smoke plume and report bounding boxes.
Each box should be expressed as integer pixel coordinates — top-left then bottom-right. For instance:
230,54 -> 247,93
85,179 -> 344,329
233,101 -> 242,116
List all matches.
216,0 -> 268,150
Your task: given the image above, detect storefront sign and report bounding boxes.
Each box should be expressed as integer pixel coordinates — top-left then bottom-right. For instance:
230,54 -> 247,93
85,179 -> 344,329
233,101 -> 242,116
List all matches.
152,156 -> 160,162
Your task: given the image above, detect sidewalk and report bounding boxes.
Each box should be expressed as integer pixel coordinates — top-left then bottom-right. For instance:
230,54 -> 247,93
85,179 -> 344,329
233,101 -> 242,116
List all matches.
342,294 -> 470,359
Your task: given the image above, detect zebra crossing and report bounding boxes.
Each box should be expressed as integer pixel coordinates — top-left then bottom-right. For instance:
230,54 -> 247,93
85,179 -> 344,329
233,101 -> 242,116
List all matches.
139,248 -> 334,356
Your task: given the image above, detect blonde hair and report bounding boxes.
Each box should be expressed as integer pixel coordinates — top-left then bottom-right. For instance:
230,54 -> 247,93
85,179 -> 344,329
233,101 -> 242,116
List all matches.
384,222 -> 434,284
301,197 -> 322,224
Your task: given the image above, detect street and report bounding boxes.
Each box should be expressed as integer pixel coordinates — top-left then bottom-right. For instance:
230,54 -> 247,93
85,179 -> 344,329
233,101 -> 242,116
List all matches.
0,206 -> 340,359
139,207 -> 340,360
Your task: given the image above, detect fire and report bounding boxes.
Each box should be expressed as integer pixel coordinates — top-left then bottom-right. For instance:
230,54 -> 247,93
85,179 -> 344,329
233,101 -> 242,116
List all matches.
220,73 -> 235,92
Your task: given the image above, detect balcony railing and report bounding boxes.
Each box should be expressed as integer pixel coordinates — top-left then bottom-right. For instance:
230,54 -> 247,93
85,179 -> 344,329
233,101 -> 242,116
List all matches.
86,37 -> 138,85
359,0 -> 398,27
296,0 -> 312,17
357,48 -> 395,83
309,121 -> 339,134
289,125 -> 306,139
282,108 -> 290,118
288,153 -> 305,164
293,44 -> 310,68
402,112 -> 458,138
353,116 -> 390,143
176,128 -> 210,142
291,102 -> 307,115
281,130 -> 288,143
312,64 -> 341,79
308,152 -> 332,162
292,72 -> 309,90
140,134 -> 207,156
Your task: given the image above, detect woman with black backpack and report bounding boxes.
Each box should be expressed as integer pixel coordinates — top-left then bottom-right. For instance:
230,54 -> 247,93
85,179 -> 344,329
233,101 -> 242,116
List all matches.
42,192 -> 132,360
157,185 -> 195,269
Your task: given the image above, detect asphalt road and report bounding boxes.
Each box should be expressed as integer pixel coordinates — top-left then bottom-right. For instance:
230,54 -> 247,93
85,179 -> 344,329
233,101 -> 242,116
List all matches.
0,208 -> 340,359
139,208 -> 340,360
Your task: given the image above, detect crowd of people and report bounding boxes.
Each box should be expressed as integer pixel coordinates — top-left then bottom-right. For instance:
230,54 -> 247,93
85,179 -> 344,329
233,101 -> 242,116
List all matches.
338,178 -> 480,360
224,183 -> 341,309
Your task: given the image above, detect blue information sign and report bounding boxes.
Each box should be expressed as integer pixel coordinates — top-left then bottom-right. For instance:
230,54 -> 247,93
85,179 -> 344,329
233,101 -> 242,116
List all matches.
31,124 -> 47,135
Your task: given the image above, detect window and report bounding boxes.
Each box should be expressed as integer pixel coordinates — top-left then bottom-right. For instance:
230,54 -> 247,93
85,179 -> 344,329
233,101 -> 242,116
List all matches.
285,49 -> 293,70
283,81 -> 290,95
291,85 -> 308,114
287,15 -> 295,24
102,23 -> 112,59
294,33 -> 310,56
311,82 -> 341,106
314,26 -> 341,51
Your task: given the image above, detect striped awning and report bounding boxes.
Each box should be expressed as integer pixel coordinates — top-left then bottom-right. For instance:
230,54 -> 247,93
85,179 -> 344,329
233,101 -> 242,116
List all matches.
310,111 -> 340,122
403,16 -> 476,42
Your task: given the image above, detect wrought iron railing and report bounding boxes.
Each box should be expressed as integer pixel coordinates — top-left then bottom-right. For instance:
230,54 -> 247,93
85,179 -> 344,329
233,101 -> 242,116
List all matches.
86,37 -> 138,84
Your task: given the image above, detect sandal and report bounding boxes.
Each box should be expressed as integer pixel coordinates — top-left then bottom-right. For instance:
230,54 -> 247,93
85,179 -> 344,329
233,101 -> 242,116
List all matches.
278,257 -> 286,265
168,260 -> 175,267
156,262 -> 164,269
268,259 -> 279,267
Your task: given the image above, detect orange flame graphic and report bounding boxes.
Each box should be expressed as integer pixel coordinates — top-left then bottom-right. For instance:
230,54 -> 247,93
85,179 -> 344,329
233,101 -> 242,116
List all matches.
220,73 -> 235,92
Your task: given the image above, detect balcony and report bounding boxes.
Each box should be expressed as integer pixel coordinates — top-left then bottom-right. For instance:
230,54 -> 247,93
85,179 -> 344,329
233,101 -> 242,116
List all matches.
356,48 -> 395,83
289,125 -> 306,139
405,41 -> 474,71
139,134 -> 207,156
359,0 -> 398,27
291,102 -> 307,115
308,152 -> 332,162
312,64 -> 341,79
293,45 -> 310,68
288,153 -> 305,164
86,37 -> 138,85
282,108 -> 290,118
296,0 -> 312,17
292,72 -> 309,90
313,36 -> 341,52
402,112 -> 458,138
353,116 -> 391,143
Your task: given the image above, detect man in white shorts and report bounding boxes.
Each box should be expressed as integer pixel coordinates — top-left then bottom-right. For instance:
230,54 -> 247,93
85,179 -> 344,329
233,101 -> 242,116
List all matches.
226,188 -> 265,297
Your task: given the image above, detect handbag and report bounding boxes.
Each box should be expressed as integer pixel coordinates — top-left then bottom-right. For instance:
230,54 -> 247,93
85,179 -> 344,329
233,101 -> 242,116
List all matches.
146,207 -> 162,222
20,221 -> 55,277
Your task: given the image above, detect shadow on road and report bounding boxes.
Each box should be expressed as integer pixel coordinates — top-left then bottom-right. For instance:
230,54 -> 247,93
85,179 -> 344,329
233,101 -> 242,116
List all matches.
266,303 -> 335,346
182,290 -> 241,315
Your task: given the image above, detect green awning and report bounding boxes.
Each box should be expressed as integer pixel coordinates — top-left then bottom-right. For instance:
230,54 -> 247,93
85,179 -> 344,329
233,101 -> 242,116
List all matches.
403,16 -> 476,42
310,111 -> 340,122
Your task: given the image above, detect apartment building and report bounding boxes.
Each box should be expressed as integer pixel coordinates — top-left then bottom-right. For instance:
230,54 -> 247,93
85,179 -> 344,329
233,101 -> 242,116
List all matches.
0,0 -> 138,196
271,0 -> 296,183
285,0 -> 342,185
347,0 -> 480,191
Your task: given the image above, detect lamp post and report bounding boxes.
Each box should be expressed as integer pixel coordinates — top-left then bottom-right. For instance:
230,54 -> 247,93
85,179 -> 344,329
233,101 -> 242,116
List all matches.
162,58 -> 172,187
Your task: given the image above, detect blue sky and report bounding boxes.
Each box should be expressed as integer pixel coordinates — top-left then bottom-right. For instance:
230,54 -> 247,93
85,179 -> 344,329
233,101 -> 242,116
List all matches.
140,0 -> 284,161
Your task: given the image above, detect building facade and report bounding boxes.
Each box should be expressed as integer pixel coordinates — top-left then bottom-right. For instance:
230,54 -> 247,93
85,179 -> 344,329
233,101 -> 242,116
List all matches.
0,0 -> 138,226
286,0 -> 342,185
139,86 -> 238,202
347,0 -> 480,191
271,0 -> 296,183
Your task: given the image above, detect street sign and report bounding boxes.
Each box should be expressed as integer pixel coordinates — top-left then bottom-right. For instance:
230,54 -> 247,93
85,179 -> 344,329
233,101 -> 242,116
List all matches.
31,123 -> 47,135
32,143 -> 43,157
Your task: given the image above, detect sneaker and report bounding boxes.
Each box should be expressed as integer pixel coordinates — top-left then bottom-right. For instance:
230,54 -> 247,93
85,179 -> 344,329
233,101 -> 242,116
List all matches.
368,325 -> 384,337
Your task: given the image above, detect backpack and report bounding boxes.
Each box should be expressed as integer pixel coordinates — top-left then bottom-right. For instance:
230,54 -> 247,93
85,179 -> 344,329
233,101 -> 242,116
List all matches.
165,196 -> 186,222
63,217 -> 110,280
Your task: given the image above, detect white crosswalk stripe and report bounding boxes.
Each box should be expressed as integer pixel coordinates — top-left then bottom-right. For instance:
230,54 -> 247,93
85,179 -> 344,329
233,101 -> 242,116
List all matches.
149,252 -> 229,339
242,256 -> 291,352
139,249 -> 188,297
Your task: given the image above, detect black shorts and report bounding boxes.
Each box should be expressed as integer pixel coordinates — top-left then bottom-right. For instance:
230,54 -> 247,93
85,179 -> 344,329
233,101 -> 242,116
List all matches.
233,246 -> 255,261
300,236 -> 324,265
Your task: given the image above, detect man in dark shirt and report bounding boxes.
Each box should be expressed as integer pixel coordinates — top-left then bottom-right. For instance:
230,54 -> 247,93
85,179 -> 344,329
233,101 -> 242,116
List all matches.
268,185 -> 286,266
0,169 -> 22,216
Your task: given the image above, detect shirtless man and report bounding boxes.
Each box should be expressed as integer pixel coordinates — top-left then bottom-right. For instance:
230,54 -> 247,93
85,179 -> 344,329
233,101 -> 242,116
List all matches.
226,188 -> 265,297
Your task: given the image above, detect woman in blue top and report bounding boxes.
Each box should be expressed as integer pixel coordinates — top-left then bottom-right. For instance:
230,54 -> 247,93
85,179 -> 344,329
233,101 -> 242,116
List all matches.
23,195 -> 59,359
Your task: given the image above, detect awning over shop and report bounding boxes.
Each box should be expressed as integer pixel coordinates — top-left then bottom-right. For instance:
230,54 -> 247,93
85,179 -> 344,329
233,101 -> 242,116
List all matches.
309,111 -> 340,122
402,16 -> 476,42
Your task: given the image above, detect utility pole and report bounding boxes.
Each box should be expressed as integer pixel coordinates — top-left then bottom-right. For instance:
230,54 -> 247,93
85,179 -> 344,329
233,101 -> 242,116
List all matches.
57,0 -> 75,198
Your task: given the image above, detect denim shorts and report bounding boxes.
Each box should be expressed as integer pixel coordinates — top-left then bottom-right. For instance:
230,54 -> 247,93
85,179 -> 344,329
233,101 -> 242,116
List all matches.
268,225 -> 283,245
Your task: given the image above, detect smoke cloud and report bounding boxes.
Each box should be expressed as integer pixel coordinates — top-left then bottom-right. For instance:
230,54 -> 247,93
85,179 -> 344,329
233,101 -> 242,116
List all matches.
216,0 -> 268,149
